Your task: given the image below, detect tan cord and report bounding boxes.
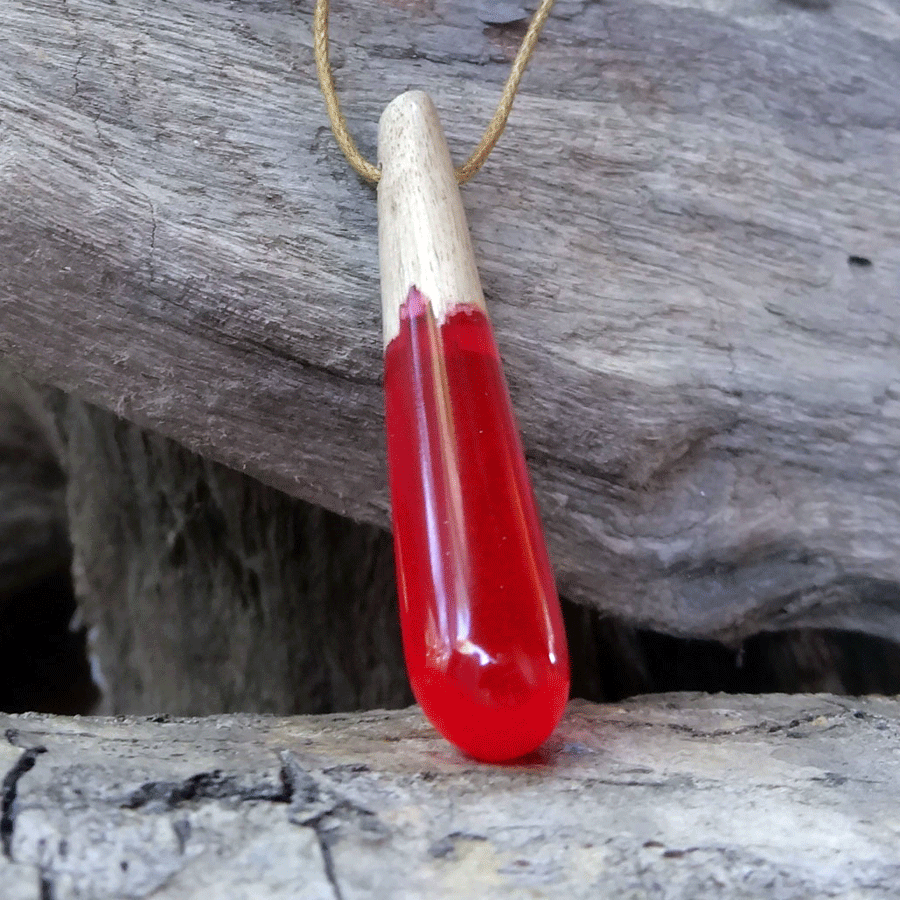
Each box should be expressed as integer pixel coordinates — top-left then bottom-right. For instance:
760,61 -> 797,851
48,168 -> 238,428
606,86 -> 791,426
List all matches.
313,0 -> 556,185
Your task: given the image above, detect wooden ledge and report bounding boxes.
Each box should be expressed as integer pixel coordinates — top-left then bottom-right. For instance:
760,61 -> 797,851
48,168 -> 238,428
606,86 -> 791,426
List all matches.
2,693 -> 899,898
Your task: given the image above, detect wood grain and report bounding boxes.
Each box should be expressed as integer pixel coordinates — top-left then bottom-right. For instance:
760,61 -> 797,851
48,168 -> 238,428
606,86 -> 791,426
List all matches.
1,0 -> 898,640
3,693 -> 900,898
378,91 -> 486,342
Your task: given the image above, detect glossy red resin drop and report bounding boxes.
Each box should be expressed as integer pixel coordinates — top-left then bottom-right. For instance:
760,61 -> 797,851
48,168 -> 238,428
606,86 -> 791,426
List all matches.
384,287 -> 570,762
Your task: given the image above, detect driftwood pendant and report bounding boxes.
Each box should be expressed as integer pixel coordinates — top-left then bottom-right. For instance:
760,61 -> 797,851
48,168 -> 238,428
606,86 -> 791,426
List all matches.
377,92 -> 570,762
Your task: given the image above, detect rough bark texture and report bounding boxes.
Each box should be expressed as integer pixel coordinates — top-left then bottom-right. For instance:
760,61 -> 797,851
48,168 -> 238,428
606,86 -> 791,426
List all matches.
2,693 -> 900,899
1,0 -> 898,642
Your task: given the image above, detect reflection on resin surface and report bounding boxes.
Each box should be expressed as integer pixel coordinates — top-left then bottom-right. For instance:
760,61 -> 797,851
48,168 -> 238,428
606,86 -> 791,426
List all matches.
384,287 -> 569,762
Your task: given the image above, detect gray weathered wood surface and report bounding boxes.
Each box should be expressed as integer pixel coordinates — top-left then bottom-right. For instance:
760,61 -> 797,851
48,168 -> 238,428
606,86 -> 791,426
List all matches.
1,0 -> 899,641
3,693 -> 900,899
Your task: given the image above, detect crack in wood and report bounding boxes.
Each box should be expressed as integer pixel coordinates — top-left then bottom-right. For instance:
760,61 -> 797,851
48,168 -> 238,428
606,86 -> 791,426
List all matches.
600,708 -> 845,740
121,767 -> 292,811
279,751 -> 395,900
309,821 -> 345,900
116,752 -> 376,899
39,869 -> 55,900
1,732 -> 47,860
282,758 -> 387,837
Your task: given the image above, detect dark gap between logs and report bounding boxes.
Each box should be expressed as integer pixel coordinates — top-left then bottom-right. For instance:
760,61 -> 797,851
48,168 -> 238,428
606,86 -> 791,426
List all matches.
4,539 -> 900,716
2,387 -> 900,716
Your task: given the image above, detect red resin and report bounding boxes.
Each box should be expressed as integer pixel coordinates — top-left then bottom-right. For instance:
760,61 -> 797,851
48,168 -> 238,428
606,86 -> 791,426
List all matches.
384,287 -> 570,762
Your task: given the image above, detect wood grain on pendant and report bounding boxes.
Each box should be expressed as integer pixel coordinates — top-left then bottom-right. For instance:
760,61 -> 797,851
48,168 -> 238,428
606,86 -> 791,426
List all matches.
377,91 -> 486,345
378,91 -> 570,762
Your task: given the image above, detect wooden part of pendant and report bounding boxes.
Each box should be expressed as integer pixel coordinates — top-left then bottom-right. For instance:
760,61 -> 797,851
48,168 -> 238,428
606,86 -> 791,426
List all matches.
377,91 -> 486,346
377,92 -> 570,762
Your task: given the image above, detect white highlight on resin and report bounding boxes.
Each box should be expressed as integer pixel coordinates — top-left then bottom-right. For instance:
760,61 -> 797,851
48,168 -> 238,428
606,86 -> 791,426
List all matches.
377,91 -> 487,346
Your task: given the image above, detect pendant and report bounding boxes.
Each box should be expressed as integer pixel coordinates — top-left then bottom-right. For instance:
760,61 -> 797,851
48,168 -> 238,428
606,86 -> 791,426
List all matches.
377,92 -> 569,762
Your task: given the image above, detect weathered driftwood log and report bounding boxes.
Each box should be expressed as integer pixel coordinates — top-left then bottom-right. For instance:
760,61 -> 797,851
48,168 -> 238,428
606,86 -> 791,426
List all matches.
1,0 -> 899,643
3,693 -> 900,899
